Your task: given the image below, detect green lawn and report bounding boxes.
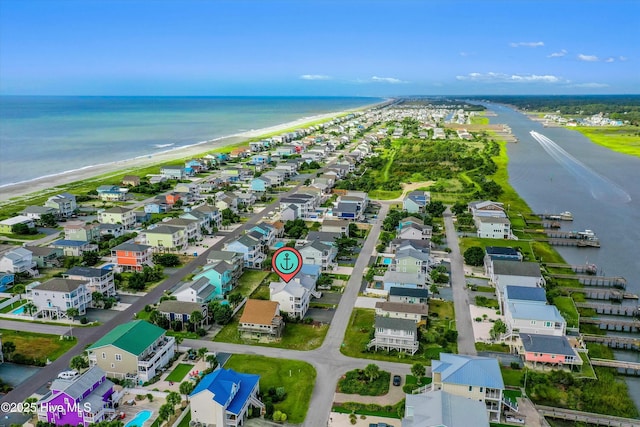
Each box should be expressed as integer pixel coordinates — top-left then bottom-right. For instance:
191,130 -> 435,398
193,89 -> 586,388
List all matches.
500,367 -> 524,387
165,363 -> 193,383
503,389 -> 522,401
368,189 -> 402,200
459,236 -> 535,262
553,296 -> 579,328
475,296 -> 499,309
214,317 -> 328,351
224,354 -> 316,424
332,401 -> 404,419
0,329 -> 77,363
578,352 -> 597,379
475,342 -> 510,353
0,299 -> 28,313
229,270 -> 271,297
572,126 -> 640,158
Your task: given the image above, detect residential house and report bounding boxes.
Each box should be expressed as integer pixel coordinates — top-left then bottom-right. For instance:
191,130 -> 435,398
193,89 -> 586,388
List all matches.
402,390 -> 490,427
144,225 -> 188,252
86,320 -> 175,382
163,218 -> 202,242
36,367 -> 116,427
98,207 -> 136,230
333,202 -> 359,220
182,205 -> 222,233
63,266 -> 116,297
207,250 -> 244,281
269,280 -> 311,320
96,185 -> 127,202
468,200 -> 506,218
215,192 -> 239,213
389,287 -> 429,304
397,222 -> 432,241
368,317 -> 419,355
190,368 -> 263,427
174,182 -> 200,196
192,262 -> 235,299
321,218 -> 349,235
490,260 -> 545,308
250,176 -> 272,192
27,278 -> 92,317
298,240 -> 337,271
262,170 -> 286,186
236,192 -> 257,207
111,243 -> 154,272
122,175 -> 141,187
381,271 -> 426,291
475,216 -> 512,239
185,159 -> 207,174
431,353 -> 505,422
0,215 -> 36,234
238,300 -> 284,341
157,300 -> 208,329
505,301 -> 566,337
172,277 -> 219,303
160,166 -> 186,180
64,221 -> 101,242
225,234 -> 265,269
248,222 -> 277,246
21,206 -> 58,221
99,223 -> 126,238
484,246 -> 523,262
504,286 -> 547,306
390,238 -> 430,255
0,247 -> 38,276
45,193 -> 77,217
50,240 -> 98,257
517,333 -> 582,369
375,301 -> 428,323
392,248 -> 431,275
144,201 -> 169,214
306,231 -> 342,247
165,192 -> 182,207
403,191 -> 431,213
26,246 -> 63,268
280,193 -> 316,219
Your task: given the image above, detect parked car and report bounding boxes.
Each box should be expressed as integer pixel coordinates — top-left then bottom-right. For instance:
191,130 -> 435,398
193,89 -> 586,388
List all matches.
57,370 -> 79,380
392,375 -> 401,386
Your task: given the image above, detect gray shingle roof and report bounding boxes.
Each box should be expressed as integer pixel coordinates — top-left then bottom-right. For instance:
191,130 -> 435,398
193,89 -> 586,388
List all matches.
33,278 -> 86,292
492,260 -> 541,277
48,367 -> 111,400
403,391 -> 489,427
389,287 -> 429,298
158,300 -> 205,315
520,333 -> 577,357
374,316 -> 417,333
65,266 -> 109,278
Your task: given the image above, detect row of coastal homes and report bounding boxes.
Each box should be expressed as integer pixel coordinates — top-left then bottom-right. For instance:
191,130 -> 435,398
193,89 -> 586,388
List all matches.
468,200 -> 513,239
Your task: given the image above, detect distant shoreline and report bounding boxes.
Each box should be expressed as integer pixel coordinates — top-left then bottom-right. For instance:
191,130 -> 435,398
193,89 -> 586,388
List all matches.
0,103 -> 383,203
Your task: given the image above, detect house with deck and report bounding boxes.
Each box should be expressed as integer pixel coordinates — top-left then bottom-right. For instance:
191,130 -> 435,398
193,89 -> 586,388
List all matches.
172,277 -> 220,303
475,216 -> 512,239
368,317 -> 419,355
144,225 -> 188,252
86,320 -> 175,382
403,191 -> 431,214
111,242 -> 154,272
225,234 -> 265,269
298,240 -> 337,271
45,193 -> 77,217
389,287 -> 429,304
207,250 -> 244,281
0,247 -> 38,276
26,246 -> 62,268
238,299 -> 284,341
64,220 -> 101,242
0,215 -> 36,234
96,185 -> 127,202
190,368 -> 263,427
50,240 -> 98,257
98,207 -> 136,230
504,301 -> 566,337
63,266 -> 116,297
157,300 -> 208,329
375,301 -> 428,323
269,280 -> 311,320
402,390 -> 490,427
381,271 -> 426,291
516,333 -> 582,369
27,278 -> 92,317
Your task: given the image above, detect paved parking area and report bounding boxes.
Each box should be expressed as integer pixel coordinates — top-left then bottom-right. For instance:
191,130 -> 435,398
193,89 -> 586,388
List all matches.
317,291 -> 343,305
84,307 -> 122,323
306,307 -> 336,324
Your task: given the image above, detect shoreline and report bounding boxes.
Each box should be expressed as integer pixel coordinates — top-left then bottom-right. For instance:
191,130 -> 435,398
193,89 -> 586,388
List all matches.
0,105 -> 380,203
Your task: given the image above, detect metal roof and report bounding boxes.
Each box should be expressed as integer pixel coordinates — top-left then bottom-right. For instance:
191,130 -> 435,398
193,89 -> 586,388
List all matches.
520,333 -> 577,357
432,353 -> 504,390
403,390 -> 489,427
492,260 -> 541,277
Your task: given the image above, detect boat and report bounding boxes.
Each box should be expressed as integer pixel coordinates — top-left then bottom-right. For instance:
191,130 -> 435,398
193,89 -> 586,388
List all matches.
560,211 -> 573,221
577,230 -> 598,241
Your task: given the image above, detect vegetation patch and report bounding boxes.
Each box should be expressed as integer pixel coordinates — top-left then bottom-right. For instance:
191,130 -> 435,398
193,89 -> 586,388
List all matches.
164,363 -> 193,383
572,126 -> 640,158
475,296 -> 499,309
552,296 -> 579,328
476,342 -> 510,353
332,400 -> 405,419
224,354 -> 315,424
337,366 -> 390,396
0,329 -> 77,365
229,270 -> 271,297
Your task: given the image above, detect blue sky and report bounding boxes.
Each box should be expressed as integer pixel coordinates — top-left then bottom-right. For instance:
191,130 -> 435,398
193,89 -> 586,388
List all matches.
1,0 -> 638,96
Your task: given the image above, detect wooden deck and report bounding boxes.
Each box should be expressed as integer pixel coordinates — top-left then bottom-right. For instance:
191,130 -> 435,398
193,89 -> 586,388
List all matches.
537,405 -> 640,426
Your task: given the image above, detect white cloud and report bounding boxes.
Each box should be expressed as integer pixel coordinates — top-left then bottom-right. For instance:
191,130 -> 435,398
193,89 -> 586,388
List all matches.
456,72 -> 563,83
371,76 -> 407,84
509,41 -> 544,48
548,49 -> 568,58
578,54 -> 599,62
572,82 -> 610,88
605,57 -> 615,63
299,74 -> 331,80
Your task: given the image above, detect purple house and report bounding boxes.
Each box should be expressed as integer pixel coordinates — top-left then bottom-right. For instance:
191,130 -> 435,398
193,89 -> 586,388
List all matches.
37,367 -> 116,426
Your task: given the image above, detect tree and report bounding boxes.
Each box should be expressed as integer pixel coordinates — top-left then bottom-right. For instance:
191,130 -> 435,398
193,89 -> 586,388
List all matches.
490,319 -> 507,341
66,307 -> 79,337
429,283 -> 439,296
127,272 -> 146,291
334,236 -> 357,255
463,246 -> 485,267
206,353 -> 218,369
11,223 -> 36,235
284,219 -> 308,239
214,304 -> 233,325
425,201 -> 446,217
166,391 -> 181,408
411,363 -> 426,384
197,347 -> 207,360
153,253 -> 181,267
40,212 -> 58,227
228,293 -> 243,306
364,363 -> 380,383
157,403 -> 173,426
92,291 -> 104,308
348,222 -> 359,237
2,341 -> 16,361
70,355 -> 89,371
10,283 -> 25,300
82,251 -> 100,266
23,301 -> 37,316
179,381 -> 194,403
190,310 -> 204,329
452,201 -> 468,216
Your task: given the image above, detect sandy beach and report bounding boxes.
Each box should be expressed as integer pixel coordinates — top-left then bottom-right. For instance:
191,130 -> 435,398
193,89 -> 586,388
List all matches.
0,110 -> 358,203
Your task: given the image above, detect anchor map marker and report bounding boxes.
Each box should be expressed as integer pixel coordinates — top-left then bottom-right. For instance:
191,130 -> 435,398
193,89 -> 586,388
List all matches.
272,247 -> 303,283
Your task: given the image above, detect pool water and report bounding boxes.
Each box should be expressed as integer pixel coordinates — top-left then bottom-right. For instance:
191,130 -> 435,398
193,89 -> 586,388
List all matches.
125,410 -> 153,427
11,305 -> 25,315
274,242 -> 284,249
382,258 -> 392,265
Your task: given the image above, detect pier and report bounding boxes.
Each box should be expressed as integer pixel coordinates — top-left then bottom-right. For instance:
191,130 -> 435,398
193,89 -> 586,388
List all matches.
579,317 -> 640,332
544,262 -> 598,274
560,287 -> 625,301
535,212 -> 574,221
575,302 -> 639,317
547,238 -> 601,247
537,405 -> 640,426
549,273 -> 626,289
590,358 -> 640,376
582,334 -> 640,350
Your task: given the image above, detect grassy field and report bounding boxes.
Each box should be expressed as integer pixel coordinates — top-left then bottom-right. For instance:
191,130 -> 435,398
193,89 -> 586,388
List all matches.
553,296 -> 579,328
459,236 -> 535,262
165,363 -> 193,383
572,126 -> 640,158
224,354 -> 316,424
476,342 -> 510,353
229,270 -> 272,297
0,329 -> 77,363
500,367 -> 524,387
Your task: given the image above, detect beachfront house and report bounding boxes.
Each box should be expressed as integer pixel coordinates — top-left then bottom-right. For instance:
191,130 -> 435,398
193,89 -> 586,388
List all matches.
21,206 -> 58,221
27,278 -> 92,317
504,301 -> 566,337
36,367 -> 116,427
86,320 -> 175,382
98,206 -> 136,230
172,277 -> 219,303
431,353 -> 505,422
62,266 -> 116,298
403,190 -> 431,213
122,175 -> 141,187
368,316 -> 419,355
190,368 -> 263,427
238,299 -> 284,341
96,185 -> 127,202
0,215 -> 36,234
111,242 -> 154,272
160,166 -> 186,180
44,193 -> 77,217
225,235 -> 265,269
0,247 -> 38,276
516,333 -> 582,369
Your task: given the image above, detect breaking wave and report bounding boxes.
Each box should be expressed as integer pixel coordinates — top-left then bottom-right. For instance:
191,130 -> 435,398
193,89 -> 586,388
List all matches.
530,131 -> 631,204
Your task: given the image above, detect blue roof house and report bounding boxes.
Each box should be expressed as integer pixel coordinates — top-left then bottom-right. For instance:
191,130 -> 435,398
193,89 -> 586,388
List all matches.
432,353 -> 505,422
190,368 -> 264,427
192,262 -> 235,297
250,177 -> 271,192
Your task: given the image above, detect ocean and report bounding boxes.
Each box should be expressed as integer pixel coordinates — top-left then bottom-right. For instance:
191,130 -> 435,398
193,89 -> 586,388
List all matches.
0,96 -> 383,187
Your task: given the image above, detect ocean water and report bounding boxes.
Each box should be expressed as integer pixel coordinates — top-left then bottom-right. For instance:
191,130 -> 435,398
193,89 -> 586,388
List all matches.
0,96 -> 382,186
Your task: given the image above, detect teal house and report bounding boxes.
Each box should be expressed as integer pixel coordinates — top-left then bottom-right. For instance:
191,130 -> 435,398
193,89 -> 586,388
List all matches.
192,262 -> 235,298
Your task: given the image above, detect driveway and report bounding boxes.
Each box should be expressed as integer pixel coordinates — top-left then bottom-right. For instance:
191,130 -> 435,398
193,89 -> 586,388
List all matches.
84,307 -> 121,323
316,291 -> 343,305
306,307 -> 336,324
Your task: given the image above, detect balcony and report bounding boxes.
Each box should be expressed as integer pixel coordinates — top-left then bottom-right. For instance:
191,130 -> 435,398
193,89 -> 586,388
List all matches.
138,336 -> 175,367
485,389 -> 501,399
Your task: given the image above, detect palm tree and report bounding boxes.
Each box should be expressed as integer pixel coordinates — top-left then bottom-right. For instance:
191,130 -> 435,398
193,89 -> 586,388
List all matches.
10,284 -> 25,308
92,292 -> 104,308
23,302 -> 37,317
205,353 -> 218,369
364,363 -> 380,383
179,381 -> 194,403
197,347 -> 207,360
66,307 -> 79,338
190,310 -> 204,329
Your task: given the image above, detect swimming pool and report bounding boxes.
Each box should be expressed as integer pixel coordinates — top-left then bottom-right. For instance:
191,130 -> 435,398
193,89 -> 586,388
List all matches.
125,410 -> 153,427
11,305 -> 25,315
382,258 -> 392,265
274,242 -> 284,249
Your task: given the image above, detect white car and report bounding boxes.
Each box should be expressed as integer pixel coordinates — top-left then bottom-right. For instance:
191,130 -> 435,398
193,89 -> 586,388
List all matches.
57,370 -> 79,380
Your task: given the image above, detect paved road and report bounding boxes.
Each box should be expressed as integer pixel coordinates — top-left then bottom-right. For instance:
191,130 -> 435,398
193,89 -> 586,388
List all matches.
442,207 -> 477,356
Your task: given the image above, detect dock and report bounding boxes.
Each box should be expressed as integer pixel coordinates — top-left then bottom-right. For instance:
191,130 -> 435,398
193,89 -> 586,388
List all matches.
547,238 -> 601,248
582,334 -> 640,350
575,302 -> 639,317
560,287 -> 625,301
544,262 -> 598,274
590,358 -> 640,376
579,317 -> 640,332
534,212 -> 574,221
549,273 -> 626,289
537,405 -> 640,426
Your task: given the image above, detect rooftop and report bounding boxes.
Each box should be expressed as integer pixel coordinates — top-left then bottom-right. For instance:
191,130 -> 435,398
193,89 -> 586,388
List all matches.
492,260 -> 541,277
239,299 -> 279,326
520,333 -> 578,357
432,353 -> 504,390
403,390 -> 489,427
87,320 -> 166,356
374,316 -> 417,333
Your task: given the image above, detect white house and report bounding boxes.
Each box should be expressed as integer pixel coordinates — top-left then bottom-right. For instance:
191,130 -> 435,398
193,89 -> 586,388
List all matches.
269,280 -> 311,320
62,266 -> 116,298
375,301 -> 428,323
0,247 -> 38,276
475,216 -> 512,239
505,301 -> 566,337
298,240 -> 337,271
27,278 -> 92,317
368,316 -> 419,355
